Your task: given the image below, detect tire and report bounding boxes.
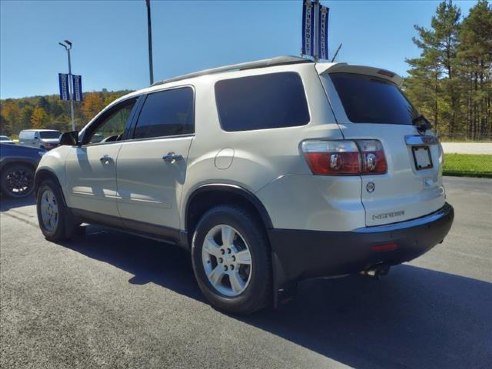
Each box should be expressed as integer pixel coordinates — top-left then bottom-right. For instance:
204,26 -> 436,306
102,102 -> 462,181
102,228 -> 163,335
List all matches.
0,163 -> 35,198
36,179 -> 74,242
191,206 -> 272,314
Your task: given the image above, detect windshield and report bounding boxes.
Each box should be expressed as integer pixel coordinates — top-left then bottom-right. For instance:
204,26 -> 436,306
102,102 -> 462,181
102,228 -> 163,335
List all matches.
329,73 -> 418,124
39,131 -> 61,139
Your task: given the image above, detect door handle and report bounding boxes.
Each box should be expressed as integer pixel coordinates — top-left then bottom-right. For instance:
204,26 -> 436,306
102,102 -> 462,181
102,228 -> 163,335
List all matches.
162,152 -> 183,163
100,155 -> 114,165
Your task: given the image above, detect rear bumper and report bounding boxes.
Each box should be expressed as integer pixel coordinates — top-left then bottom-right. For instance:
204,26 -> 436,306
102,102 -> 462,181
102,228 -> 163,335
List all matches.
269,203 -> 454,289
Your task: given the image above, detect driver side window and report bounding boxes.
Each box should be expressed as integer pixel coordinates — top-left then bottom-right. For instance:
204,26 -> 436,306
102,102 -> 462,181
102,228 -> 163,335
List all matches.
85,99 -> 137,145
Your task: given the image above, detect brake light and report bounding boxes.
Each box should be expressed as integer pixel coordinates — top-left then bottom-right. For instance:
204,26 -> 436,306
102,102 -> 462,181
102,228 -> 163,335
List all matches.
377,69 -> 395,78
302,141 -> 360,175
357,140 -> 387,174
302,140 -> 387,176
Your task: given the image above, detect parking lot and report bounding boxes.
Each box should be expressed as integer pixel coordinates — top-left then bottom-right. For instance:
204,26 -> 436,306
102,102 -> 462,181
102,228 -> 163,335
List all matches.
1,176 -> 491,369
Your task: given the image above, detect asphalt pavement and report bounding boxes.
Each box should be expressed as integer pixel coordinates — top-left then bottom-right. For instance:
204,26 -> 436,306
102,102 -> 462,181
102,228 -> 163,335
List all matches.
1,176 -> 491,369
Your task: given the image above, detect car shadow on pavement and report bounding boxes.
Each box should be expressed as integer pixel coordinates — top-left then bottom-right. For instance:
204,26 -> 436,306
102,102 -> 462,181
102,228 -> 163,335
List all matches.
63,225 -> 204,301
62,225 -> 492,369
241,267 -> 492,369
0,195 -> 36,212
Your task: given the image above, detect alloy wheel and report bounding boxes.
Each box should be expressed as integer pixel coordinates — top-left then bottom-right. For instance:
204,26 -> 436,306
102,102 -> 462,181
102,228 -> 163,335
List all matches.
40,188 -> 59,233
201,224 -> 252,297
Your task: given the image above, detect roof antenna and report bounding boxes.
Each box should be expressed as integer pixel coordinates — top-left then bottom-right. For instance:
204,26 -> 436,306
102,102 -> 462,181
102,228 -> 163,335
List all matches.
331,43 -> 342,62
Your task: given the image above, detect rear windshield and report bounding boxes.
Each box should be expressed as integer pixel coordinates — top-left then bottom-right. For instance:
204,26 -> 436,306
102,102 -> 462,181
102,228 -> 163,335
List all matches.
329,73 -> 418,124
39,131 -> 61,139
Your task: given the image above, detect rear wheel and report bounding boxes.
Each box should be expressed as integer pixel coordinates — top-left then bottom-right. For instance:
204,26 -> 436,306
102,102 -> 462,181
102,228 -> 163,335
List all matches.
0,163 -> 35,198
191,206 -> 272,314
36,180 -> 74,241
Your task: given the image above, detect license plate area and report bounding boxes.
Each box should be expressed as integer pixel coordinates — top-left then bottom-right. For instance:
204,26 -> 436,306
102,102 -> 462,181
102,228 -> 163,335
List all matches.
412,146 -> 433,170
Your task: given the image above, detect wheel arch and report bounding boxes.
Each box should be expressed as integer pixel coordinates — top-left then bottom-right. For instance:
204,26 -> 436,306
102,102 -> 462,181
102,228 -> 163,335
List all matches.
34,169 -> 68,207
185,184 -> 273,245
0,158 -> 37,172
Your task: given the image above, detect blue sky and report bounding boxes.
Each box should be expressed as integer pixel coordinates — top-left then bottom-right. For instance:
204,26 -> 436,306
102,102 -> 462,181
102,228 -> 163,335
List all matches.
1,0 -> 476,99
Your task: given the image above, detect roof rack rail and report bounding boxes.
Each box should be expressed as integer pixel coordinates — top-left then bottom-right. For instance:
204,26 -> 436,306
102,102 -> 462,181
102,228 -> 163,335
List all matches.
152,56 -> 312,86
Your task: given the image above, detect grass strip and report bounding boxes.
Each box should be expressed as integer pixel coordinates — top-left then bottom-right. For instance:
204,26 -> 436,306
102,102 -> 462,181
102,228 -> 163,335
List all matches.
443,153 -> 492,178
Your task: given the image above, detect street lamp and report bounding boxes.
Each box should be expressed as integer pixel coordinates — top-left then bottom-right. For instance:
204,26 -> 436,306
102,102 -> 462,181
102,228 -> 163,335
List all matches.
59,40 -> 75,131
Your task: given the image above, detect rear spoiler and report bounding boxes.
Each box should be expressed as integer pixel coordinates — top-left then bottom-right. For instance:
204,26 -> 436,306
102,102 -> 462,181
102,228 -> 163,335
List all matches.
315,63 -> 403,87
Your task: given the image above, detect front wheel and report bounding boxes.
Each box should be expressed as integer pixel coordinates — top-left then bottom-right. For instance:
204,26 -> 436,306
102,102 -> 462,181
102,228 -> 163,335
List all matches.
36,180 -> 74,241
191,206 -> 272,314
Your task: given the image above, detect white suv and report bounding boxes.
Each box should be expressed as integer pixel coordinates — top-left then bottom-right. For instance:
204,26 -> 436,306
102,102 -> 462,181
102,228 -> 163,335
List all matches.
35,56 -> 454,314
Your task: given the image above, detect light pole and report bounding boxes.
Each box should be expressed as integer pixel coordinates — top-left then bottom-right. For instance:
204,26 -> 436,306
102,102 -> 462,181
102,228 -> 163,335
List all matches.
145,0 -> 154,85
59,40 -> 75,131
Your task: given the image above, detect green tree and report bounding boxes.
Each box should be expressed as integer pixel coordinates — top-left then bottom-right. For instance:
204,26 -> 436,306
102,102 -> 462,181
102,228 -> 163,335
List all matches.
406,0 -> 462,136
457,0 -> 492,139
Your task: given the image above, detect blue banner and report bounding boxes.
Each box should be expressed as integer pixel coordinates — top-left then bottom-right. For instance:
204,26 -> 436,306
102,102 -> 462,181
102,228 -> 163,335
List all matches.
319,6 -> 329,60
302,0 -> 314,57
72,75 -> 83,102
58,73 -> 69,101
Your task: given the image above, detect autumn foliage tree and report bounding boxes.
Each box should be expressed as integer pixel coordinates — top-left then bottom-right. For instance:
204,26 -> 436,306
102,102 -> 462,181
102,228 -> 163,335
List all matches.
30,107 -> 49,128
0,89 -> 130,136
0,100 -> 21,135
82,92 -> 105,122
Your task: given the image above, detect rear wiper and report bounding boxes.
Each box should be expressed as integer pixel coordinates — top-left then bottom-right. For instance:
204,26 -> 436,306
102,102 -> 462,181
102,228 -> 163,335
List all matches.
412,114 -> 432,134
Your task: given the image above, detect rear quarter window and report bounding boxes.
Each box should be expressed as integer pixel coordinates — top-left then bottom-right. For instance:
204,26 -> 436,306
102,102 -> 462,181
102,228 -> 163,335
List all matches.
215,72 -> 310,132
329,73 -> 418,124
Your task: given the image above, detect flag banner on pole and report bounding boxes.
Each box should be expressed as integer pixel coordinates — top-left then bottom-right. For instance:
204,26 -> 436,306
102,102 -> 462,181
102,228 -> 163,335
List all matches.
302,0 -> 314,57
58,73 -> 69,101
72,75 -> 83,102
319,6 -> 329,60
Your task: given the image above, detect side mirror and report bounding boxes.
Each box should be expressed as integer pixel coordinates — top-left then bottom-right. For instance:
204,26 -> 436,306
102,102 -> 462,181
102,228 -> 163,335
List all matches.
59,131 -> 80,146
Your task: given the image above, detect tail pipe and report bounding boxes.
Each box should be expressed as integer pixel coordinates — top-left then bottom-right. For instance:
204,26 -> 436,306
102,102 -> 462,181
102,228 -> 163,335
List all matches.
362,263 -> 391,279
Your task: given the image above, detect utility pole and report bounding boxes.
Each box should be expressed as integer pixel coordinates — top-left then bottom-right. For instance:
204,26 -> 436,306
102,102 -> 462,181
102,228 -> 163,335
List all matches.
145,0 -> 154,85
59,40 -> 75,131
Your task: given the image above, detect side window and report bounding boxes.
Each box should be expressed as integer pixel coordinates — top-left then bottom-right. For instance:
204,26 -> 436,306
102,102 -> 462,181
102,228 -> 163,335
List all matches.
215,72 -> 310,132
85,98 -> 137,145
133,87 -> 194,139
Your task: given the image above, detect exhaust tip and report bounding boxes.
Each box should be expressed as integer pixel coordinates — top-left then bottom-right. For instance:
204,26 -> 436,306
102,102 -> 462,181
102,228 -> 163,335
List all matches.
362,264 -> 391,279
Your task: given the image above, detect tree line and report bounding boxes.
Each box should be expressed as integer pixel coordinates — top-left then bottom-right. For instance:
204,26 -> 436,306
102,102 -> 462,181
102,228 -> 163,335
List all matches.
1,0 -> 490,140
0,89 -> 130,137
404,0 -> 491,140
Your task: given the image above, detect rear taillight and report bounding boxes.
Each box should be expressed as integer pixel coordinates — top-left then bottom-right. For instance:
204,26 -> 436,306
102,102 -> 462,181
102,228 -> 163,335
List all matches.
302,140 -> 387,176
302,141 -> 360,175
357,140 -> 387,174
